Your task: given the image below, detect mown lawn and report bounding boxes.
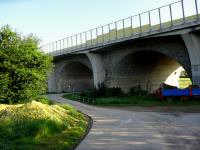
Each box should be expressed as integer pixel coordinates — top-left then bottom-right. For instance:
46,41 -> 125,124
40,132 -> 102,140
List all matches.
0,101 -> 88,150
64,93 -> 200,107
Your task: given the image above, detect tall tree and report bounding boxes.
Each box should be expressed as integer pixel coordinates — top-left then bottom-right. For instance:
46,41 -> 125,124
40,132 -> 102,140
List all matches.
0,25 -> 53,103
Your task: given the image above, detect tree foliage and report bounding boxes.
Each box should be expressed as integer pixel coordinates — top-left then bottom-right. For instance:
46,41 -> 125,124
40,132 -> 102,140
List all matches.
0,25 -> 53,104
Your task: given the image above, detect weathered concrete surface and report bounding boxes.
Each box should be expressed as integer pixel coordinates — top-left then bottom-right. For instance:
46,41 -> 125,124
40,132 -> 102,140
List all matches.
48,94 -> 200,150
48,55 -> 93,93
182,32 -> 200,86
86,53 -> 105,88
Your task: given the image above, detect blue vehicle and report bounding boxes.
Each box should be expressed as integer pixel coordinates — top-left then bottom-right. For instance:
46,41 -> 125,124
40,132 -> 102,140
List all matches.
162,88 -> 200,97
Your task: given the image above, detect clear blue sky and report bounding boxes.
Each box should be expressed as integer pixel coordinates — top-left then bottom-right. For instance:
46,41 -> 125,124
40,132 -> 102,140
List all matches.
0,0 -> 189,45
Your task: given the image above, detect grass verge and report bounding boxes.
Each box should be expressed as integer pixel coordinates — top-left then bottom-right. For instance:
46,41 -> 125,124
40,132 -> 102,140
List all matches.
0,101 -> 88,150
63,93 -> 200,107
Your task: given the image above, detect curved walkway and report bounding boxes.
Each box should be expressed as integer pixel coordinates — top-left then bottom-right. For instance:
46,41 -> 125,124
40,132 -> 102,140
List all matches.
48,94 -> 200,150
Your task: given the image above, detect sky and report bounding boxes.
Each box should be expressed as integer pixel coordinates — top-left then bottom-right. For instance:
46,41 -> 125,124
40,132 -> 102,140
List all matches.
0,0 -> 194,45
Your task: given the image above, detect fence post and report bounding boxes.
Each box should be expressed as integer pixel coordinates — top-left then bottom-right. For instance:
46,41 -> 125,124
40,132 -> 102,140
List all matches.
115,22 -> 118,39
85,32 -> 87,47
181,0 -> 186,23
80,33 -> 82,47
90,30 -> 93,45
122,19 -> 125,37
67,37 -> 69,50
75,35 -> 78,49
130,17 -> 134,35
139,14 -> 142,34
195,0 -> 199,20
158,8 -> 162,30
108,24 -> 111,41
96,28 -> 98,44
102,26 -> 104,43
169,4 -> 173,27
148,11 -> 151,32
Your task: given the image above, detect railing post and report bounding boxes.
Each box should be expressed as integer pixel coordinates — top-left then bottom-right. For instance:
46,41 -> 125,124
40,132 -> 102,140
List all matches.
102,26 -> 104,43
67,37 -> 69,49
80,33 -> 82,47
52,43 -> 54,52
56,41 -> 58,52
75,34 -> 78,48
108,24 -> 111,41
48,44 -> 50,53
115,22 -> 118,39
96,28 -> 98,44
122,19 -> 125,37
90,30 -> 92,45
181,0 -> 186,23
148,11 -> 151,32
158,8 -> 162,30
71,36 -> 73,50
169,4 -> 173,27
195,0 -> 199,20
62,39 -> 64,50
85,32 -> 87,47
139,14 -> 142,34
59,40 -> 61,52
130,17 -> 134,36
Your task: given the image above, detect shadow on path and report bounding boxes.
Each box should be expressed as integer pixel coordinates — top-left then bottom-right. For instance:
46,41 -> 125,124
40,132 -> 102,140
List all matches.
48,94 -> 200,150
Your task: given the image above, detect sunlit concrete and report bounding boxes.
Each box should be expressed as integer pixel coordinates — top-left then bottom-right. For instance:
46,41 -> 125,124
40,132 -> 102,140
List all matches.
109,51 -> 189,92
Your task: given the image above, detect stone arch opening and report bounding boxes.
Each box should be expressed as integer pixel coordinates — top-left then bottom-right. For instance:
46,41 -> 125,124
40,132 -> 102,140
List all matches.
58,62 -> 93,92
111,51 -> 192,92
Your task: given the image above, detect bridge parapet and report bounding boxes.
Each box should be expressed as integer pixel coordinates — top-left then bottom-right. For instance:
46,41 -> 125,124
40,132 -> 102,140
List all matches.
41,0 -> 200,56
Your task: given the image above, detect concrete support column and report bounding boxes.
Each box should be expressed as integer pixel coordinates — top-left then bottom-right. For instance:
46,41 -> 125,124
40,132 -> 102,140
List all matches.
47,72 -> 57,93
86,53 -> 105,87
182,33 -> 200,86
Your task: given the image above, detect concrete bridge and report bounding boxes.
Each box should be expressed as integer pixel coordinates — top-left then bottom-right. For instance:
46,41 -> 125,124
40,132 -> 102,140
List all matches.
42,0 -> 200,93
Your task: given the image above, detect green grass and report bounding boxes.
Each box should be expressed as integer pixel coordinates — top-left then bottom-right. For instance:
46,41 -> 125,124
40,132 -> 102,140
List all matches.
0,101 -> 88,150
63,93 -> 200,107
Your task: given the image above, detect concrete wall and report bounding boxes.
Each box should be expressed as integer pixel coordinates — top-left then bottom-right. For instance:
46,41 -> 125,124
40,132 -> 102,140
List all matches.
182,32 -> 200,86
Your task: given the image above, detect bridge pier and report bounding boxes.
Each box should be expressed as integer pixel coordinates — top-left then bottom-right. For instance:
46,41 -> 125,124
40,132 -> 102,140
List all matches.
86,53 -> 105,88
47,73 -> 57,93
182,33 -> 200,86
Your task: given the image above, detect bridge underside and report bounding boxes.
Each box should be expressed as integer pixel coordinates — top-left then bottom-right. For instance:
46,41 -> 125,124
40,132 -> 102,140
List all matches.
58,62 -> 93,92
108,51 -> 188,92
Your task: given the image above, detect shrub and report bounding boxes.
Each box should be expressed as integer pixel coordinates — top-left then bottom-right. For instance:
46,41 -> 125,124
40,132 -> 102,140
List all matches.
0,25 -> 53,104
80,84 -> 124,98
36,95 -> 52,105
96,83 -> 107,97
130,85 -> 148,96
106,87 -> 123,97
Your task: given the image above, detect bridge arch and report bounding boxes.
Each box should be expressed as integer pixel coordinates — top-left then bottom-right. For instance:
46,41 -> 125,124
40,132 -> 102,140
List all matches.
50,55 -> 94,93
109,50 -> 192,92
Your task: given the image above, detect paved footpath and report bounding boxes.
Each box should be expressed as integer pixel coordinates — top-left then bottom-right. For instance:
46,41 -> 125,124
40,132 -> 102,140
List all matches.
48,94 -> 200,150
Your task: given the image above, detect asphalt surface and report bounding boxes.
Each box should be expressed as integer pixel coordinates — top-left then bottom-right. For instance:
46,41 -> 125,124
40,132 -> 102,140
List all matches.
48,94 -> 200,150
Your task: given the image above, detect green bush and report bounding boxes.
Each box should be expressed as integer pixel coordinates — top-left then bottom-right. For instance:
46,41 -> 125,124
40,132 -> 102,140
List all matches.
106,87 -> 123,97
0,25 -> 53,104
130,85 -> 148,96
79,83 -> 124,98
36,95 -> 52,105
96,83 -> 107,97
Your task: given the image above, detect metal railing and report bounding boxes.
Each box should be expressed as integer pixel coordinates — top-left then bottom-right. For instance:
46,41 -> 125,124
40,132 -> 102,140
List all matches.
41,0 -> 200,54
71,94 -> 96,105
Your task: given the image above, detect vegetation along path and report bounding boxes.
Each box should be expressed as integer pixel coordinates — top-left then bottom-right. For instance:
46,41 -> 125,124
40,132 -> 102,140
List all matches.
48,94 -> 200,150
